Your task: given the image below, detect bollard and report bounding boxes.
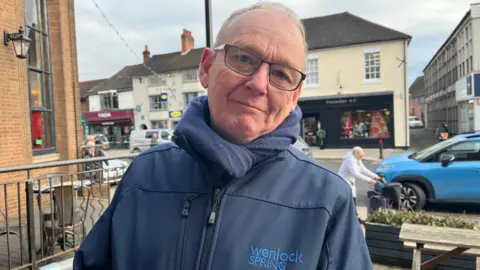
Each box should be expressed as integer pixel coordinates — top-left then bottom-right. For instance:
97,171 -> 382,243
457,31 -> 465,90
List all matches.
379,139 -> 384,160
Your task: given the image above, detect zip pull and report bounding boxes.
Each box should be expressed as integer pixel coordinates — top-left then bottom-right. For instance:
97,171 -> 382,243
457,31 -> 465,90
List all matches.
182,200 -> 191,217
208,211 -> 216,224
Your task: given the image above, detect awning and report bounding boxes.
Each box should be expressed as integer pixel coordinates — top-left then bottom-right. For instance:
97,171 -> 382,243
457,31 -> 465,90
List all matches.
87,119 -> 132,125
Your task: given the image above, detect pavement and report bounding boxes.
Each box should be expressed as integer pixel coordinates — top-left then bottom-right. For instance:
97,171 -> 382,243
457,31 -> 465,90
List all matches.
312,128 -> 439,162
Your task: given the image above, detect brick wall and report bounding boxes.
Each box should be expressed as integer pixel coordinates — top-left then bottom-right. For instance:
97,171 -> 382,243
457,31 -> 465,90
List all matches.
0,0 -> 83,217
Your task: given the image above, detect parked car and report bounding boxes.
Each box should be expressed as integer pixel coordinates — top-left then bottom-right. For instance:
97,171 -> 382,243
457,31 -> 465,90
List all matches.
408,116 -> 424,129
129,129 -> 173,153
375,132 -> 480,210
293,136 -> 312,158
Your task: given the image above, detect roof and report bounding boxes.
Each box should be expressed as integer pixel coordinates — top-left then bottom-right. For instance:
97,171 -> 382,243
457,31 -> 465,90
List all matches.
86,64 -> 143,95
302,12 -> 411,51
80,79 -> 107,99
133,48 -> 204,76
423,10 -> 471,72
409,76 -> 425,98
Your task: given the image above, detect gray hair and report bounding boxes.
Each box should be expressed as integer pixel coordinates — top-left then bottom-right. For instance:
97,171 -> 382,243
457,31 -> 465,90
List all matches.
352,146 -> 364,158
214,2 -> 308,67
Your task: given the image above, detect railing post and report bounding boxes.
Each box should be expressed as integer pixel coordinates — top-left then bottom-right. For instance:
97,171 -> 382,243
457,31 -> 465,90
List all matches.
25,177 -> 37,269
379,139 -> 384,160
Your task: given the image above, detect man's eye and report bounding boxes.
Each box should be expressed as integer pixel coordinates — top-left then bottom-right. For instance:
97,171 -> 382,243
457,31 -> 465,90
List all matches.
235,54 -> 252,63
272,70 -> 290,81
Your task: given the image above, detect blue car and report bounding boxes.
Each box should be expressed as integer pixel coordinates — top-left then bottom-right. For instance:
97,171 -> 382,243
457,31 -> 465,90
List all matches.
375,132 -> 480,210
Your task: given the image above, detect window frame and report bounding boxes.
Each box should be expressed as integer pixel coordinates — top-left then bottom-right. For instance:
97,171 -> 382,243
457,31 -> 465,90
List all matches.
364,48 -> 381,83
151,120 -> 168,130
26,0 -> 56,156
182,69 -> 198,82
149,95 -> 168,111
99,92 -> 119,110
183,92 -> 199,107
304,56 -> 319,87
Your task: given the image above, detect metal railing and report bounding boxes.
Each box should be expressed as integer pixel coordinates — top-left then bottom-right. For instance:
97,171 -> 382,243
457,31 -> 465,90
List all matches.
0,153 -> 138,270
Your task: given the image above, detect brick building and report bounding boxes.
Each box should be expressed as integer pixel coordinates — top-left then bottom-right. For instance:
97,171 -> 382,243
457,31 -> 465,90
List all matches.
0,0 -> 82,212
409,76 -> 426,123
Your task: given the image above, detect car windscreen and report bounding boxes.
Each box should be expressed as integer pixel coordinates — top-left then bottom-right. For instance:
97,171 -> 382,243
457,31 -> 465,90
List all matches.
412,138 -> 458,160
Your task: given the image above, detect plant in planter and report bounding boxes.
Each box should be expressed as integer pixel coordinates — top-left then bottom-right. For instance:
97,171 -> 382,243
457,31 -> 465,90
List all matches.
365,209 -> 478,269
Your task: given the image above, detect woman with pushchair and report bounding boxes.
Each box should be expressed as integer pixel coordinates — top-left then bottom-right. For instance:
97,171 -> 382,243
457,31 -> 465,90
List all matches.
338,146 -> 380,224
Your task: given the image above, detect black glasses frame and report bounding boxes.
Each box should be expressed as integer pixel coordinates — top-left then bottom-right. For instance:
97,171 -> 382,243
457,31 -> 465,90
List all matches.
213,44 -> 306,91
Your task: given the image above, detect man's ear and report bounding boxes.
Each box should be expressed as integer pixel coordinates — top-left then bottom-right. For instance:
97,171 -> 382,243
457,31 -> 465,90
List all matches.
199,48 -> 215,88
290,81 -> 304,111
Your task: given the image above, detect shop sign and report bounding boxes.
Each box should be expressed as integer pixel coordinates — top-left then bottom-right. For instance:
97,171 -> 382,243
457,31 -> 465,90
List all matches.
135,105 -> 142,112
98,112 -> 112,118
169,110 -> 183,118
102,122 -> 114,126
456,75 -> 474,102
325,98 -> 357,105
160,93 -> 168,102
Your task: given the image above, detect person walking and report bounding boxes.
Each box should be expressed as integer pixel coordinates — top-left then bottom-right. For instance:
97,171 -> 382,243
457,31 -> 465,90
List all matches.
338,146 -> 379,222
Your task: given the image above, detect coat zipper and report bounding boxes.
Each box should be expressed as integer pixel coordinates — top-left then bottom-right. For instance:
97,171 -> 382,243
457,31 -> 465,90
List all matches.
176,194 -> 198,270
198,187 -> 226,270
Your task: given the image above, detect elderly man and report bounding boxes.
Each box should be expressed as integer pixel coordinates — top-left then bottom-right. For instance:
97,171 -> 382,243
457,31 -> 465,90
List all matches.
74,3 -> 372,269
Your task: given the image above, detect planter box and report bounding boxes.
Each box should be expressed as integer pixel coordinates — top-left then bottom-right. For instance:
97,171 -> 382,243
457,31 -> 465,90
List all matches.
365,222 -> 476,270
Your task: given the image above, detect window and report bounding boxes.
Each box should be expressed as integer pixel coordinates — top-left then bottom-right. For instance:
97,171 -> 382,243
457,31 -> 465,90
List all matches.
341,109 -> 391,139
305,58 -> 319,85
148,76 -> 166,86
151,120 -> 168,130
183,69 -> 198,82
365,50 -> 381,81
99,92 -> 118,110
183,92 -> 199,107
26,0 -> 54,153
443,141 -> 480,161
149,95 -> 168,110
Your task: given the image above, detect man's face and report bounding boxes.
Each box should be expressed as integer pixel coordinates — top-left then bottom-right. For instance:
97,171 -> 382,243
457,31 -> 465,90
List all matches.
88,146 -> 95,153
199,9 -> 305,144
356,152 -> 364,161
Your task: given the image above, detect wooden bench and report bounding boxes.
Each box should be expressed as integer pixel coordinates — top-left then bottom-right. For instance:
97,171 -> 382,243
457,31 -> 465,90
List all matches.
399,223 -> 480,270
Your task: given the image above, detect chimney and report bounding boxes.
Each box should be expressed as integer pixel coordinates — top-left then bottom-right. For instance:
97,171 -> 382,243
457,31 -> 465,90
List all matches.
143,45 -> 151,64
181,29 -> 194,52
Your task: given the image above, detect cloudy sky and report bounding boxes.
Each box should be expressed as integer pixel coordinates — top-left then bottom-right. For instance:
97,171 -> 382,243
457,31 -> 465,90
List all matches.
75,0 -> 475,86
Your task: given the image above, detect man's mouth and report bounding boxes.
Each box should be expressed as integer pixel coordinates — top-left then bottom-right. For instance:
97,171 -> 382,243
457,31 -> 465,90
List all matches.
232,100 -> 265,113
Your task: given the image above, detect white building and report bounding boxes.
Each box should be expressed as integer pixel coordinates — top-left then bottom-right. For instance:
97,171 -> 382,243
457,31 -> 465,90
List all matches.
82,64 -> 141,145
424,2 -> 480,133
132,30 -> 206,131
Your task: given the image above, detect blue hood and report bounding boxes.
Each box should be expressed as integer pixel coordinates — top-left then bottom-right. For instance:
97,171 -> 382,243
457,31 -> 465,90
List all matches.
380,152 -> 415,165
173,96 -> 303,179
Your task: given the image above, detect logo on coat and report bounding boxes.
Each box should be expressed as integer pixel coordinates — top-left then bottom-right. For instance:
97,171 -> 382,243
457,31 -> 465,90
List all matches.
248,246 -> 303,269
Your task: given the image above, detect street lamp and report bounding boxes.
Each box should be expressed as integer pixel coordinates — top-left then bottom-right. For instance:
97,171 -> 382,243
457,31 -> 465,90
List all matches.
4,26 -> 31,59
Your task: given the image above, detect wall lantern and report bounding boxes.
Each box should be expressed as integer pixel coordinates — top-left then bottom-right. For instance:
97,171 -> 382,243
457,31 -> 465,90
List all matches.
4,26 -> 31,59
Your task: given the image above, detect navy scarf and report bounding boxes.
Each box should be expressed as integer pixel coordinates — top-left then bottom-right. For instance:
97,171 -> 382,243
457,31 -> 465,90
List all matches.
173,96 -> 302,178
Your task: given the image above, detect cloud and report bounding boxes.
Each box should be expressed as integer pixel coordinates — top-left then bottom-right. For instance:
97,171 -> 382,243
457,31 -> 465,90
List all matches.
75,0 -> 475,86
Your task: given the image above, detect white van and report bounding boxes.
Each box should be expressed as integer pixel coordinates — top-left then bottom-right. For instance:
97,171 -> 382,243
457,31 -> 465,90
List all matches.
129,129 -> 173,153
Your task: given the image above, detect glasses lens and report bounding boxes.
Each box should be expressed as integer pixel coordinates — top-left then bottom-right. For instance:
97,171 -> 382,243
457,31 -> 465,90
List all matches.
225,46 -> 261,75
269,64 -> 302,91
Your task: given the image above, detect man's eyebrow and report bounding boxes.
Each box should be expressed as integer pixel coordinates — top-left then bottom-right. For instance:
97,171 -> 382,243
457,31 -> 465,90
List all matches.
232,42 -> 296,68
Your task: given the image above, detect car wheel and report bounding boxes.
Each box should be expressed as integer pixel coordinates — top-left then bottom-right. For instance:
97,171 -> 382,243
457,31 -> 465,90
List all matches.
400,183 -> 426,210
133,148 -> 141,153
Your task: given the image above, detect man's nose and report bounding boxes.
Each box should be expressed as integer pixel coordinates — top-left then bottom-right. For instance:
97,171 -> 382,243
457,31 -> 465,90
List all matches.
245,63 -> 269,94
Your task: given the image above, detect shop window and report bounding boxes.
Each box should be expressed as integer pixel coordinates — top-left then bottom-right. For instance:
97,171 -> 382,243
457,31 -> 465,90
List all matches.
149,95 -> 168,110
151,120 -> 168,130
183,69 -> 198,82
100,92 -> 118,110
183,92 -> 199,107
27,0 -> 55,154
364,49 -> 381,81
341,109 -> 391,139
305,57 -> 319,86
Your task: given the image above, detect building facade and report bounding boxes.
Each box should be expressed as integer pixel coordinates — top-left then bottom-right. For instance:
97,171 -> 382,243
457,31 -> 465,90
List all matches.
80,78 -> 106,135
132,30 -> 206,131
298,12 -> 411,148
409,76 -> 426,123
0,0 -> 82,209
424,3 -> 480,133
83,65 -> 140,147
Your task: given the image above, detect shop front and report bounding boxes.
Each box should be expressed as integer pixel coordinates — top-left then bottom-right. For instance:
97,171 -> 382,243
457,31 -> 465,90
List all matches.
83,109 -> 135,148
298,92 -> 395,148
456,73 -> 480,133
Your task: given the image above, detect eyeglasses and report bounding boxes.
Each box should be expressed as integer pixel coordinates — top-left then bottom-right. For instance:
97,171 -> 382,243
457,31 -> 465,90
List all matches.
213,44 -> 306,91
